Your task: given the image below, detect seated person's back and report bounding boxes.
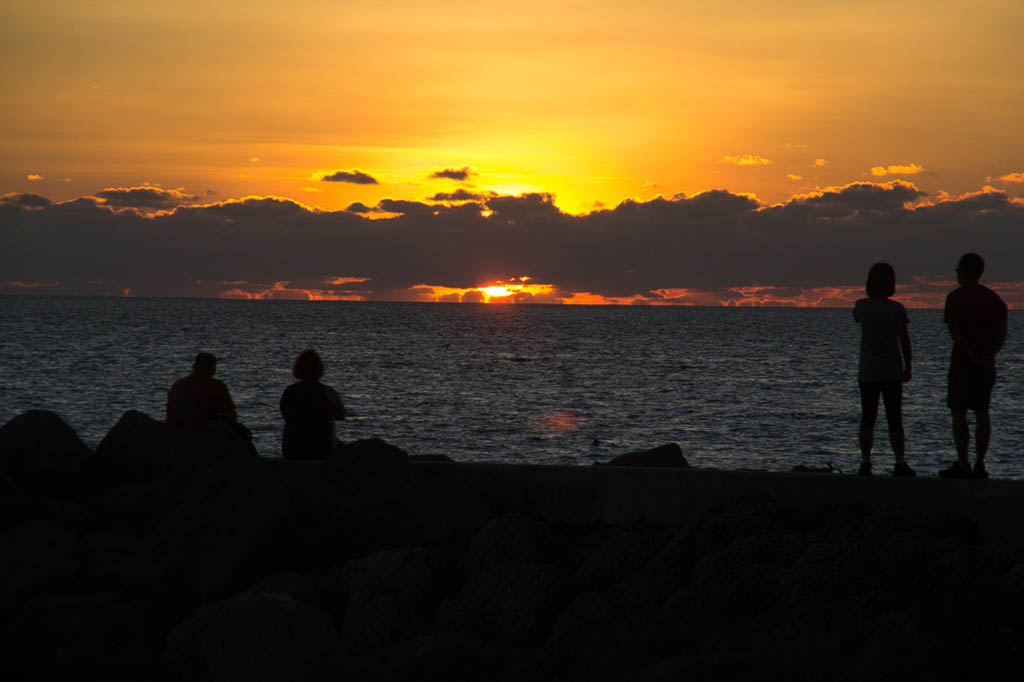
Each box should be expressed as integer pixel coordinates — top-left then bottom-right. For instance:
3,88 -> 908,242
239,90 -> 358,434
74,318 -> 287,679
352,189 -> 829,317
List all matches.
167,352 -> 237,432
280,349 -> 345,459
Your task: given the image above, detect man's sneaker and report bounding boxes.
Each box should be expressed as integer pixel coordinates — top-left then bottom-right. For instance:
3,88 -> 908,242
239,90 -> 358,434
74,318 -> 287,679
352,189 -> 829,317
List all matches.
972,462 -> 989,479
893,462 -> 916,478
857,460 -> 871,476
938,461 -> 971,478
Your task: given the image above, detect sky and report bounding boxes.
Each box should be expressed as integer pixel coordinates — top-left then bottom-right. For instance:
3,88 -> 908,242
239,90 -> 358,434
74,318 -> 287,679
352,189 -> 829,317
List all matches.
2,0 -> 1023,306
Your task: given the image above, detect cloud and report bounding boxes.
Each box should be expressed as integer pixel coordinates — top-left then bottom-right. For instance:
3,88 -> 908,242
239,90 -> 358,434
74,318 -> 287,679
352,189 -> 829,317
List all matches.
786,174 -> 803,181
4,183 -> 1024,304
870,163 -> 924,177
96,186 -> 199,209
1,192 -> 52,209
317,169 -> 380,184
27,174 -> 43,181
429,166 -> 474,181
996,172 -> 1024,183
813,158 -> 828,167
429,189 -> 487,202
723,154 -> 772,167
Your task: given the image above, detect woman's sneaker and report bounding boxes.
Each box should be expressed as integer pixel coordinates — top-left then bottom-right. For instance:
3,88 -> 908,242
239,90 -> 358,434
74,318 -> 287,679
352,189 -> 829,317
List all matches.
972,462 -> 989,479
893,462 -> 916,477
938,461 -> 972,478
857,460 -> 871,476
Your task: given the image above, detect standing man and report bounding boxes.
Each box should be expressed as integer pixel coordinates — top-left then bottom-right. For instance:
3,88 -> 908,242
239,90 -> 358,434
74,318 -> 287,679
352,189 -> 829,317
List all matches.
939,253 -> 1007,479
166,352 -> 238,432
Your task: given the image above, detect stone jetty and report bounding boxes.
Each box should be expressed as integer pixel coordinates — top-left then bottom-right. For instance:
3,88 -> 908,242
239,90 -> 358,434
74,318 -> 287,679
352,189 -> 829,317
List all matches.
2,409 -> 1024,681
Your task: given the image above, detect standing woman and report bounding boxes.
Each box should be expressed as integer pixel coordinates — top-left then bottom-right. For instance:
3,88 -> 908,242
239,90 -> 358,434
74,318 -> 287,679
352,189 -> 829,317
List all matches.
853,262 -> 914,476
280,349 -> 346,459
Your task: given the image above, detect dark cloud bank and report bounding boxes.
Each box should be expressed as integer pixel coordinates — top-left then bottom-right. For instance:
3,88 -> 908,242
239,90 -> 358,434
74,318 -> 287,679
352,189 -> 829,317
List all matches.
2,182 -> 1023,302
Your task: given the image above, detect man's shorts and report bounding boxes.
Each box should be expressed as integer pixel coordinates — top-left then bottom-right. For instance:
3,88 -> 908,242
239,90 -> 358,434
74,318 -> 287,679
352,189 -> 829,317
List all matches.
947,362 -> 996,412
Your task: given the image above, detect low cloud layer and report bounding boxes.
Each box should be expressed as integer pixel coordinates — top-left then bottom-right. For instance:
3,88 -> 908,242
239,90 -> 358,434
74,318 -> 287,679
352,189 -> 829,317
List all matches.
3,182 -> 1023,305
95,186 -> 199,209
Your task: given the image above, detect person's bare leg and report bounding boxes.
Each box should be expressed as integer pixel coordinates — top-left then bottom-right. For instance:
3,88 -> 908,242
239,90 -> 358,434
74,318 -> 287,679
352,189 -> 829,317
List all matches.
858,427 -> 873,474
859,427 -> 873,459
888,425 -> 906,465
975,409 -> 991,467
951,409 -> 970,467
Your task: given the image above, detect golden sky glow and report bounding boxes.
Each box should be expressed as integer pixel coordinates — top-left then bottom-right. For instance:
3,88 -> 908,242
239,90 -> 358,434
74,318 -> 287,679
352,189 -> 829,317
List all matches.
2,1 -> 1024,306
3,0 -> 1022,215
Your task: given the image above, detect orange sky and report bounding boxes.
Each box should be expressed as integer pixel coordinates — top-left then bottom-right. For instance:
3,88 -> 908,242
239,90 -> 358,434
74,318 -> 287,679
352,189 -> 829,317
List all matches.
2,1 -> 1023,305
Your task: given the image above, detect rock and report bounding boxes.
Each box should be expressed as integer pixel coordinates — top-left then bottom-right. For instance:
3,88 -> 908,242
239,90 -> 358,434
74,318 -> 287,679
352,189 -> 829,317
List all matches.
0,410 -> 92,498
384,634 -> 505,682
547,576 -> 675,648
86,410 -> 254,493
78,531 -> 162,591
575,525 -> 674,590
162,591 -> 342,682
246,571 -> 337,607
87,482 -> 174,533
434,562 -> 568,646
460,513 -> 569,580
329,438 -> 410,492
0,520 -> 79,619
340,546 -> 448,646
0,590 -> 162,682
604,443 -> 688,467
151,456 -> 290,607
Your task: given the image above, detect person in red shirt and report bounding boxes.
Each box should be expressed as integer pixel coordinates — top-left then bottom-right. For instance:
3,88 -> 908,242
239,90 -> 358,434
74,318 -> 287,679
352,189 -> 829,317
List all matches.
166,352 -> 238,432
939,253 -> 1008,479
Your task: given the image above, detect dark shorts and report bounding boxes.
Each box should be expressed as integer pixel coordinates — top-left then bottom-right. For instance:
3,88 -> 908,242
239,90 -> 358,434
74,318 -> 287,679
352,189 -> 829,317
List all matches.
859,381 -> 903,429
947,362 -> 996,412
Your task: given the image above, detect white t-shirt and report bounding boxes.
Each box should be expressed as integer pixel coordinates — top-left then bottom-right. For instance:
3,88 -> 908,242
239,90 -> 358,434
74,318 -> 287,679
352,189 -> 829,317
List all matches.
853,297 -> 909,382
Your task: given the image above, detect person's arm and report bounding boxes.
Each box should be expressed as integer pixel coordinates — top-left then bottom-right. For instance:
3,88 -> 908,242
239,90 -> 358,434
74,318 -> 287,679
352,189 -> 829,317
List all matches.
994,307 -> 1008,356
324,386 -> 346,421
219,383 -> 238,422
899,324 -> 912,382
947,317 -> 987,368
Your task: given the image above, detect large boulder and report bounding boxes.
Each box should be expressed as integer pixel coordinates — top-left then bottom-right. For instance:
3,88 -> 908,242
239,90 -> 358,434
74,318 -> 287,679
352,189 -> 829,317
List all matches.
151,456 -> 290,607
162,592 -> 342,682
460,513 -> 570,580
434,562 -> 569,647
329,438 -> 410,493
339,546 -> 448,647
604,443 -> 688,467
86,410 -> 255,493
0,590 -> 162,682
0,520 -> 79,620
0,410 -> 92,498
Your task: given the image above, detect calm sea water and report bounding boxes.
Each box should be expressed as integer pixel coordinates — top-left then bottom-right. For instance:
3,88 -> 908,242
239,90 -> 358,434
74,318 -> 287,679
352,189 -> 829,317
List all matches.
2,296 -> 1022,477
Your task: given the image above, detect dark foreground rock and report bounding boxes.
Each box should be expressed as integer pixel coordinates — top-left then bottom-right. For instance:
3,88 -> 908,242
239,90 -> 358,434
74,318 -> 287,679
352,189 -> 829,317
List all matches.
602,442 -> 688,467
3,410 -> 1024,682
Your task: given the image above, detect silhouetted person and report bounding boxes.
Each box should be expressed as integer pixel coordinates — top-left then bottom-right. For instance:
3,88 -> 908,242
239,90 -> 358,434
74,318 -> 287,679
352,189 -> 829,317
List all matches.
939,253 -> 1007,479
166,352 -> 238,432
853,262 -> 914,477
280,349 -> 346,459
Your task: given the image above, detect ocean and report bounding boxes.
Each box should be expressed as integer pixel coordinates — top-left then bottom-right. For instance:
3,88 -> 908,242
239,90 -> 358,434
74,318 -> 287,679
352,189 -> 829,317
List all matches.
2,296 -> 1022,478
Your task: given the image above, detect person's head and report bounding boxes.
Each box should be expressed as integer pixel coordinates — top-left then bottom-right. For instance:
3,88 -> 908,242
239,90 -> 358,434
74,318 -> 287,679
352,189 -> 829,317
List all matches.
865,262 -> 896,298
292,349 -> 325,381
956,252 -> 984,284
192,352 -> 217,376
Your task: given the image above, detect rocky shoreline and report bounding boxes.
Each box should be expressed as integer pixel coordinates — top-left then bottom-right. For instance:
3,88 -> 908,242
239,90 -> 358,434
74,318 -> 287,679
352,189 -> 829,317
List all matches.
3,409 -> 1024,681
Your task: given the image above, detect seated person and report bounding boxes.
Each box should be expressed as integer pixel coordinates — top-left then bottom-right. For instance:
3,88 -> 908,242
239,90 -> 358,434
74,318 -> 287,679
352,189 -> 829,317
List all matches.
166,352 -> 238,432
280,349 -> 346,459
